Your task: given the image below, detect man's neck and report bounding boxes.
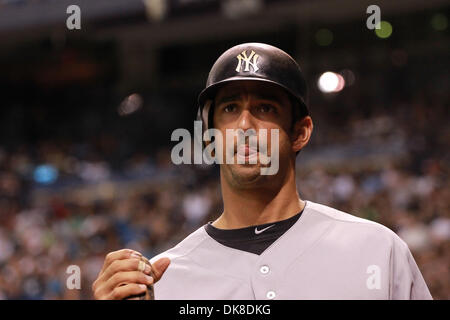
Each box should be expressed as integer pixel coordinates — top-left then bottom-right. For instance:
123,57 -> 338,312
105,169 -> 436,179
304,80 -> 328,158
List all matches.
213,171 -> 305,229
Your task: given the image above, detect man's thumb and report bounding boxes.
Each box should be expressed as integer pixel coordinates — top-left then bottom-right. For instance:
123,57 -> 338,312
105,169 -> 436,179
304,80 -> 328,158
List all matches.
151,257 -> 171,282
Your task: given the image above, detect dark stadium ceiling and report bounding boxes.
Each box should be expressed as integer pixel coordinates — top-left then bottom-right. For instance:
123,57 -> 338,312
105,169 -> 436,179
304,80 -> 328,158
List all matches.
0,0 -> 449,49
0,0 -> 448,32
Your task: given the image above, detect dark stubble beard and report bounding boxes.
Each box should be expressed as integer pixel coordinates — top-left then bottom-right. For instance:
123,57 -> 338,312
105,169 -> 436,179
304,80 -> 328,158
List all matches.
222,163 -> 270,190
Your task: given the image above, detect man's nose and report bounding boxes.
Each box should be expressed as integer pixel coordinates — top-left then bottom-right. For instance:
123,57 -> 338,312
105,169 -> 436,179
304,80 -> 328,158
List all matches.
237,109 -> 256,131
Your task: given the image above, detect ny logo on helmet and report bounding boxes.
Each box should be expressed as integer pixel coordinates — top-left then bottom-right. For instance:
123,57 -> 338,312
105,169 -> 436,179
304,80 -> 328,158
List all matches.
235,50 -> 260,72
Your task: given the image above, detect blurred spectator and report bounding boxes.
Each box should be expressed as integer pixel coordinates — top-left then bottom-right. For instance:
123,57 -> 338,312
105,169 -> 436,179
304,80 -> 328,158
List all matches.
0,80 -> 448,300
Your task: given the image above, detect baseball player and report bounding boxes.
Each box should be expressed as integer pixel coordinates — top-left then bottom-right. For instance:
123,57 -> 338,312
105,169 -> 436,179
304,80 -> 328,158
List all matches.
92,43 -> 432,300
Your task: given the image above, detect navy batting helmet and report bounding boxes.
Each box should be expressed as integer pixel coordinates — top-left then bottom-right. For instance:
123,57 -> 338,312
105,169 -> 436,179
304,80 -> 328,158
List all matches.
197,42 -> 308,130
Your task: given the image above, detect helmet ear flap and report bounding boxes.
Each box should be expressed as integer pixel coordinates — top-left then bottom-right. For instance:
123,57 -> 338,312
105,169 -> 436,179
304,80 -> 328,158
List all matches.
208,101 -> 215,131
197,100 -> 214,148
202,100 -> 211,130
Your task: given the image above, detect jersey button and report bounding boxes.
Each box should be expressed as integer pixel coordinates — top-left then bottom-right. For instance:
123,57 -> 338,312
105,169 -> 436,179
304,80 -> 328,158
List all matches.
260,265 -> 270,274
266,291 -> 276,299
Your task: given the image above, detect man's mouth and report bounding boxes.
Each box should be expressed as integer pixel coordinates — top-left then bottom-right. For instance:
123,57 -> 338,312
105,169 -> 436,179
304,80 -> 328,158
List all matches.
236,144 -> 258,163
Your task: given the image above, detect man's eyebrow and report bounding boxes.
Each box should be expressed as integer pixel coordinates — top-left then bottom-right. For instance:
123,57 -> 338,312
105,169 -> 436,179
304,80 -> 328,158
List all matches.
216,92 -> 282,105
216,94 -> 241,105
252,92 -> 282,102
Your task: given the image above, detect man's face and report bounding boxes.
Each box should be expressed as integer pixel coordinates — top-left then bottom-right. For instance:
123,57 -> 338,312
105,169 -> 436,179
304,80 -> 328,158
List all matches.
213,80 -> 295,188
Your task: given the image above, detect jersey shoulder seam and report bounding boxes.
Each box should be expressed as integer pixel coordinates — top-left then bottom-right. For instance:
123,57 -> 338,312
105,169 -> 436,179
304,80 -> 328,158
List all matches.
308,204 -> 387,229
164,229 -> 211,261
307,203 -> 402,243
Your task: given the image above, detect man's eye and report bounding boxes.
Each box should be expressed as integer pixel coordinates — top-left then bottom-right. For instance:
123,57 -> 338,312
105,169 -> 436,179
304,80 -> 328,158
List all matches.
223,104 -> 237,112
258,104 -> 276,113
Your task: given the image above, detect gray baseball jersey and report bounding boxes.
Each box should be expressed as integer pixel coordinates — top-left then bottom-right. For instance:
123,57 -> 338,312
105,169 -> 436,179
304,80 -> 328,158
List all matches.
150,200 -> 432,299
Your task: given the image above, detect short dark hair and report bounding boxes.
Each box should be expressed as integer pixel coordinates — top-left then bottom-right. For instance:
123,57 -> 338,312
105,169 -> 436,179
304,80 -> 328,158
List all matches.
288,96 -> 309,156
289,96 -> 309,130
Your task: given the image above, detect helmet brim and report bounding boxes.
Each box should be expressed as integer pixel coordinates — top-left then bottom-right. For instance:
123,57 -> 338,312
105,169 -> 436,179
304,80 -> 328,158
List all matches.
197,76 -> 308,114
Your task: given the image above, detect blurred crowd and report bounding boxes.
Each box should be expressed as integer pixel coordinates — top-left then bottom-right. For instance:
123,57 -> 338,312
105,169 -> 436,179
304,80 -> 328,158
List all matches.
0,85 -> 448,299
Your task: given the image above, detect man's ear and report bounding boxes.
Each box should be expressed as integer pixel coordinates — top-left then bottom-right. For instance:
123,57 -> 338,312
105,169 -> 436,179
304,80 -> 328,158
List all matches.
291,116 -> 313,153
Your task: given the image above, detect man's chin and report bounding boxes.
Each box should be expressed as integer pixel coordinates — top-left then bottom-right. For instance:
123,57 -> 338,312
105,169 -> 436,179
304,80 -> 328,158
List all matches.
227,163 -> 265,187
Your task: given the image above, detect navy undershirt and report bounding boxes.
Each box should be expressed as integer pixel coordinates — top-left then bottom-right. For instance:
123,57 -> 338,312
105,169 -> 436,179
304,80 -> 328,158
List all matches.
204,207 -> 304,255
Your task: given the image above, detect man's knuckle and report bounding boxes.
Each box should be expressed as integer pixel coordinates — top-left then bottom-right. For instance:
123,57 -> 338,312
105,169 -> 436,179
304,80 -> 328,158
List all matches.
93,288 -> 100,299
111,288 -> 120,299
138,273 -> 148,283
109,272 -> 120,284
105,252 -> 114,264
110,260 -> 120,273
122,248 -> 134,256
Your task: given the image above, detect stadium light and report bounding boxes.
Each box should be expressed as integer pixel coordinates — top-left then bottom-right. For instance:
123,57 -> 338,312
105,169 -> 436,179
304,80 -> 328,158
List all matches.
318,72 -> 345,93
143,0 -> 168,22
118,93 -> 143,116
375,21 -> 393,39
33,165 -> 58,185
315,28 -> 333,46
431,13 -> 448,31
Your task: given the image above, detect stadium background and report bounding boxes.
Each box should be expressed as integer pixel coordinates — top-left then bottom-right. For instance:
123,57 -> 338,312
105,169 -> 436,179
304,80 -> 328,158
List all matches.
0,0 -> 448,299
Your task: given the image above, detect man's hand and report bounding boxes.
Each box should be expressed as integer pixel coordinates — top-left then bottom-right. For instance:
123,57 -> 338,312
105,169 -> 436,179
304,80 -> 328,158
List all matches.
92,249 -> 171,300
